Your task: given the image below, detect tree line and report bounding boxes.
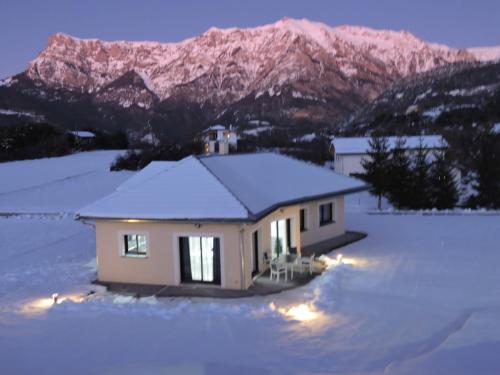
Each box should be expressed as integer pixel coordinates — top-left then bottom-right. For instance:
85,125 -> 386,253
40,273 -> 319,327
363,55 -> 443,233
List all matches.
362,132 -> 500,210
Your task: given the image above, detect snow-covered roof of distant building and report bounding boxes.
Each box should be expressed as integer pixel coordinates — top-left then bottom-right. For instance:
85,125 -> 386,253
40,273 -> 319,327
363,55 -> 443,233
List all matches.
77,153 -> 367,221
332,135 -> 445,154
70,130 -> 96,138
294,133 -> 317,142
202,124 -> 226,132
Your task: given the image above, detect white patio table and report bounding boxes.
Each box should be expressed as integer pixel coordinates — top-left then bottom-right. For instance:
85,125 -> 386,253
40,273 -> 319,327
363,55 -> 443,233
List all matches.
277,254 -> 298,280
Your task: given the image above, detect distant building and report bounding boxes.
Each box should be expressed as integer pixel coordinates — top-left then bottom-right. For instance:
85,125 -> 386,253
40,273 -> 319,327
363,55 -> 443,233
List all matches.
201,125 -> 237,155
69,130 -> 96,139
69,130 -> 96,149
331,135 -> 446,176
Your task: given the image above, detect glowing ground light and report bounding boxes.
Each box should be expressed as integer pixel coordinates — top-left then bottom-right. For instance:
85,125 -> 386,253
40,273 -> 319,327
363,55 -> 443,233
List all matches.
282,303 -> 320,322
20,293 -> 85,316
270,302 -> 323,322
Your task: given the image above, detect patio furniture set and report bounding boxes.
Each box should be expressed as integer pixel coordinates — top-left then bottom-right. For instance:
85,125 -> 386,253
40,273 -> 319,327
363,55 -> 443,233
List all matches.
264,248 -> 316,282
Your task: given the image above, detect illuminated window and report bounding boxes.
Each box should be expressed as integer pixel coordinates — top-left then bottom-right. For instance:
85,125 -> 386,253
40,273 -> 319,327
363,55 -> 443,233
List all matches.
123,234 -> 147,256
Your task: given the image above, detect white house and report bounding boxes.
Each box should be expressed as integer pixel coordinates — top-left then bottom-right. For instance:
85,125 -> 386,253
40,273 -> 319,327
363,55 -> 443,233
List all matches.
201,124 -> 238,155
77,153 -> 367,290
331,135 -> 446,176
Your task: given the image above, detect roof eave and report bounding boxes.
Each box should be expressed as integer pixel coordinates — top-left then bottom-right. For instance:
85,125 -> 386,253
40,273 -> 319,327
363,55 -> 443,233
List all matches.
249,184 -> 371,221
75,214 -> 253,224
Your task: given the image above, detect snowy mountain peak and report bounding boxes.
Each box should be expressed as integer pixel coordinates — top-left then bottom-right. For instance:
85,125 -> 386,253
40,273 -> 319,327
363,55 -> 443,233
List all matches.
16,18 -> 500,126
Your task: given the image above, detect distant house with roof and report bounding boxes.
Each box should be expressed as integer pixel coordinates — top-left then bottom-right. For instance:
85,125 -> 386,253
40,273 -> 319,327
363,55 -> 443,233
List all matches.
200,124 -> 238,154
331,135 -> 446,176
68,130 -> 96,150
77,153 -> 367,290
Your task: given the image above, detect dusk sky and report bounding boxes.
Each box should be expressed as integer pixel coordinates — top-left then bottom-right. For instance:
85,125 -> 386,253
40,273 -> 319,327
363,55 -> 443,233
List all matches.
1,0 -> 500,78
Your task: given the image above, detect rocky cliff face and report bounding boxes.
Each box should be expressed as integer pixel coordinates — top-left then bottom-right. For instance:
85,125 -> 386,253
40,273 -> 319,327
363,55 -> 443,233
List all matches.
2,18 -> 499,139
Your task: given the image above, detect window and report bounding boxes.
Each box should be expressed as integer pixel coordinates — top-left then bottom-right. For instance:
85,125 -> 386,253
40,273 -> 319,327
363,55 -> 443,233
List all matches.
300,208 -> 308,232
123,234 -> 147,256
319,202 -> 334,226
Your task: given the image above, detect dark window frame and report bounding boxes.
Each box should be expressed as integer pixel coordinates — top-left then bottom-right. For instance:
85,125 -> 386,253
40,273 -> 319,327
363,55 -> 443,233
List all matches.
319,202 -> 334,226
300,208 -> 308,232
124,234 -> 147,256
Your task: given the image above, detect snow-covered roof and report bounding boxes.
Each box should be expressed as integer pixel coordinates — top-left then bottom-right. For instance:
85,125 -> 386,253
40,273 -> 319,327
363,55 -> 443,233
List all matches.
332,135 -> 445,154
200,153 -> 367,217
77,153 -> 367,221
117,161 -> 177,191
70,130 -> 95,138
77,157 -> 249,221
202,124 -> 226,132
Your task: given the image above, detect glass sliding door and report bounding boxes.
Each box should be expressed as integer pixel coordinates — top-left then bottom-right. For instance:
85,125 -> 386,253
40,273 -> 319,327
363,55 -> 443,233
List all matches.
179,236 -> 221,285
270,219 -> 290,259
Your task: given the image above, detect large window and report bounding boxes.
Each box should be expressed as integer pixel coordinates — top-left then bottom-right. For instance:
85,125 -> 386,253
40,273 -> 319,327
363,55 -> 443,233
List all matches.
319,202 -> 334,226
123,234 -> 147,256
300,208 -> 308,232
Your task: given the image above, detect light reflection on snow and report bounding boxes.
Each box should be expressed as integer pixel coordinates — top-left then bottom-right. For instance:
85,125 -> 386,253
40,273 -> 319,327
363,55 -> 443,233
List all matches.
278,303 -> 322,322
20,293 -> 85,316
320,253 -> 367,268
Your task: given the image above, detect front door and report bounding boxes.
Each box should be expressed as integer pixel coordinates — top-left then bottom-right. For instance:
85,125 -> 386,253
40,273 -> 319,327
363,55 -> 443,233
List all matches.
179,236 -> 221,285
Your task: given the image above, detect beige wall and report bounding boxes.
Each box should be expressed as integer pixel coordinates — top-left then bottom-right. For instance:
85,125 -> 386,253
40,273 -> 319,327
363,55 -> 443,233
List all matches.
95,221 -> 243,289
242,205 -> 302,288
94,197 -> 346,290
299,196 -> 345,248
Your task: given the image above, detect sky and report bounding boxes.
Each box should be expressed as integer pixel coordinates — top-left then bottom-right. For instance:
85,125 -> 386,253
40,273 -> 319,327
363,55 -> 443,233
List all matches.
1,0 -> 500,78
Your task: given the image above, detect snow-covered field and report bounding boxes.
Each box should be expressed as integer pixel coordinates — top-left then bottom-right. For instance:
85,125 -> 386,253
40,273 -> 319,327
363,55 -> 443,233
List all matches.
0,151 -> 132,213
0,152 -> 499,374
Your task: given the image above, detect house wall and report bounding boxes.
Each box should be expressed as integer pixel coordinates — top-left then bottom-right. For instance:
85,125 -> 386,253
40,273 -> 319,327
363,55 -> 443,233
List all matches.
334,149 -> 449,176
334,154 -> 366,176
94,197 -> 346,290
241,197 -> 345,287
95,221 -> 243,289
299,196 -> 345,247
242,205 -> 302,288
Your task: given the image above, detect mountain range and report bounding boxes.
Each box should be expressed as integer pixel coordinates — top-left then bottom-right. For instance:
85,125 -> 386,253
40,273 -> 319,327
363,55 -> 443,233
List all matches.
1,18 -> 499,141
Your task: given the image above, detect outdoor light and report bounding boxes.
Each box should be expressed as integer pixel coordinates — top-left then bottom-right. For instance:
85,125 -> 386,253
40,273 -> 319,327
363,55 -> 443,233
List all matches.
336,253 -> 343,264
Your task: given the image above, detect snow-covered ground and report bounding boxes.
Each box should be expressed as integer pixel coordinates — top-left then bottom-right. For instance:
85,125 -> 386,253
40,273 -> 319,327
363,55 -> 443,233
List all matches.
0,151 -> 132,213
0,152 -> 499,374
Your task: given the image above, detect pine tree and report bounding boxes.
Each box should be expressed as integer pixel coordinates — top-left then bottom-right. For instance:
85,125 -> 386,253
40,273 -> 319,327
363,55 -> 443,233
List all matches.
387,137 -> 413,209
471,131 -> 500,208
429,149 -> 459,209
410,138 -> 432,209
361,135 -> 390,209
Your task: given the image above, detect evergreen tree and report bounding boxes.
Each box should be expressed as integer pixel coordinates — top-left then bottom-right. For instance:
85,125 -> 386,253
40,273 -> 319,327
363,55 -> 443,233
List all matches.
471,130 -> 500,208
410,138 -> 432,209
361,135 -> 391,209
387,137 -> 413,209
429,149 -> 459,209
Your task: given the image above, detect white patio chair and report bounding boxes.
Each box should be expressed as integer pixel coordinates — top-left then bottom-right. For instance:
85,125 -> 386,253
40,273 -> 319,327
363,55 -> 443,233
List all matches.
263,252 -> 271,269
300,254 -> 315,275
269,259 -> 287,282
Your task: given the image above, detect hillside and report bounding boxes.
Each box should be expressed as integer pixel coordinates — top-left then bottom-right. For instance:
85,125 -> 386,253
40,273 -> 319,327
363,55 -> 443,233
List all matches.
343,61 -> 500,135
